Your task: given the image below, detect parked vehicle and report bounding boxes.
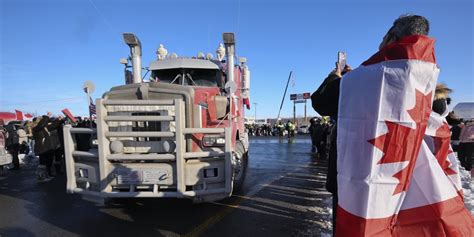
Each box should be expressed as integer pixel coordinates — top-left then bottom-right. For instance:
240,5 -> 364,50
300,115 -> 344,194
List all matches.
297,124 -> 310,134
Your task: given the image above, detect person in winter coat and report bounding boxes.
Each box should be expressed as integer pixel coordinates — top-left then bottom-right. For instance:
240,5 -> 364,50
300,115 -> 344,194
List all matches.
53,117 -> 66,174
5,123 -> 20,170
17,124 -> 28,155
309,118 -> 320,152
458,120 -> 474,171
311,62 -> 351,235
309,118 -> 325,157
32,114 -> 61,180
311,15 -> 440,236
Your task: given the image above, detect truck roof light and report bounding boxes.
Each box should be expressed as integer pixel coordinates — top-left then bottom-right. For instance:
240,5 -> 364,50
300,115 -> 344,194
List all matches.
170,53 -> 178,59
206,53 -> 213,60
157,44 -> 168,61
216,43 -> 225,61
197,52 -> 205,59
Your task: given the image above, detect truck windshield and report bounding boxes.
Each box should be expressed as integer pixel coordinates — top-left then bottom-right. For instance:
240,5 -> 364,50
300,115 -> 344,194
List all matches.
151,68 -> 222,87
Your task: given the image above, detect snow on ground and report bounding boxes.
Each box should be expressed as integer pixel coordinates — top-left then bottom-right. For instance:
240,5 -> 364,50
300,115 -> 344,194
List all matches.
320,196 -> 333,236
459,167 -> 474,215
319,167 -> 473,235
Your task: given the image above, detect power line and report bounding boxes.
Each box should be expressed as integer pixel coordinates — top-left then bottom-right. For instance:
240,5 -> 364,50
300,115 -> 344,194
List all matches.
236,0 -> 242,36
277,71 -> 293,120
87,0 -> 122,42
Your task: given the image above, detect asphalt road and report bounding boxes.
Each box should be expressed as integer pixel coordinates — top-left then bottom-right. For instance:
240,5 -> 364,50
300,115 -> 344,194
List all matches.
0,135 -> 332,237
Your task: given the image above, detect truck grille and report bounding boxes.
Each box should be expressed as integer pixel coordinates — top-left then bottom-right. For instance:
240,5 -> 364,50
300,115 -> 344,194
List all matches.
101,100 -> 180,155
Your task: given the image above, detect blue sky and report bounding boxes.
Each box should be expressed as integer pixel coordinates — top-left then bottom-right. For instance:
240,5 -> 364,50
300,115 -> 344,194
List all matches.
1,0 -> 473,119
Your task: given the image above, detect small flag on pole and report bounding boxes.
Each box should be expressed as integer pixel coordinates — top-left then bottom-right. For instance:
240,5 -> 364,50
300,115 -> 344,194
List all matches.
62,108 -> 77,123
15,110 -> 23,121
89,97 -> 96,116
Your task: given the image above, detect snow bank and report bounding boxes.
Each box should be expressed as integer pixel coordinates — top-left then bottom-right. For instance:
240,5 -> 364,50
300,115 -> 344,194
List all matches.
459,167 -> 473,215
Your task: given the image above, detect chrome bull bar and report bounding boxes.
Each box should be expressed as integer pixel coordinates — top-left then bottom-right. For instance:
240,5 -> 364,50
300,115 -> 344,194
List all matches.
63,98 -> 233,200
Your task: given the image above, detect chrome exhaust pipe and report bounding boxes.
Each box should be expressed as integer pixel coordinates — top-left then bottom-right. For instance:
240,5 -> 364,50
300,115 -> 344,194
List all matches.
123,33 -> 142,84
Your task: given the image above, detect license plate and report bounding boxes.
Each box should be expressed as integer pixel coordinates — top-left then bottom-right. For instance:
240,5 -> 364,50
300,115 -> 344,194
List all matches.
116,169 -> 169,185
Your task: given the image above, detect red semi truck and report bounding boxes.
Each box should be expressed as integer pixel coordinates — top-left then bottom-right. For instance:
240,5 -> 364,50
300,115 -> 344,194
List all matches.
63,32 -> 251,202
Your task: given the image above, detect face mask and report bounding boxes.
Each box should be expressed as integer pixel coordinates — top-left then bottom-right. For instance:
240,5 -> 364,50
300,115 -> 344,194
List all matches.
432,99 -> 448,117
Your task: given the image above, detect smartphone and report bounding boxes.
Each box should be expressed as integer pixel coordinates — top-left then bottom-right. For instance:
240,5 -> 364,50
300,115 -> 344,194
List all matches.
338,51 -> 347,71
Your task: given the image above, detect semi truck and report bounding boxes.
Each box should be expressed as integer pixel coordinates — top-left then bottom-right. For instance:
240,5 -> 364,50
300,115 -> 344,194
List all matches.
63,32 -> 251,202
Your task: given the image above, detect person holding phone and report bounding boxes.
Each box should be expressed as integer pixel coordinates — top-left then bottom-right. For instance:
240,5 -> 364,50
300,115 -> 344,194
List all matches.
311,58 -> 351,235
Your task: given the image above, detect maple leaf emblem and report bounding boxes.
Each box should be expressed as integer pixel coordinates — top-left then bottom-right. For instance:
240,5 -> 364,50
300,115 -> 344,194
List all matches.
368,90 -> 432,195
433,122 -> 457,175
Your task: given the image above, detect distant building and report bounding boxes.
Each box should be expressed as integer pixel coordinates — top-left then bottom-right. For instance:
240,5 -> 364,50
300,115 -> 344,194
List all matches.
244,117 -> 270,125
244,117 -> 256,125
245,116 -> 321,126
453,102 -> 474,119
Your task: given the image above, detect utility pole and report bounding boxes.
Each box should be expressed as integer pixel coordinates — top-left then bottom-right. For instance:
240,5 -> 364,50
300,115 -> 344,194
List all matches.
304,99 -> 307,123
277,71 -> 292,120
293,100 -> 296,124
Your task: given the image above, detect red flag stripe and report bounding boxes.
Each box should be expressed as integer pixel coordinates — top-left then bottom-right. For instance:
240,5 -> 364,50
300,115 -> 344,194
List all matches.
336,206 -> 394,237
362,35 -> 436,66
337,196 -> 474,237
15,110 -> 23,121
394,196 -> 474,236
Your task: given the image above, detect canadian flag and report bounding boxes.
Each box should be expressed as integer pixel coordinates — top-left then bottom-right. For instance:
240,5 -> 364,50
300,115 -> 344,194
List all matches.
15,110 -> 23,121
424,111 -> 463,195
336,35 -> 473,236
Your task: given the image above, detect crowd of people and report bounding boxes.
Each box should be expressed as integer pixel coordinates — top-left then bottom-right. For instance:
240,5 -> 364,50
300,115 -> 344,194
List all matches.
245,118 -> 336,159
2,114 -> 96,182
308,118 -> 334,159
245,121 -> 297,137
449,112 -> 474,171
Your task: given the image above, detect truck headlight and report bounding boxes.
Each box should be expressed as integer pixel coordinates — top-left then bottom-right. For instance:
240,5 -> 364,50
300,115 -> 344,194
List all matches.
202,135 -> 225,147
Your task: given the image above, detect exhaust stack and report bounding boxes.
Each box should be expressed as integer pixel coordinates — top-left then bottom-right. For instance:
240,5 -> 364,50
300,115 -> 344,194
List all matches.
223,33 -> 235,84
123,33 -> 142,84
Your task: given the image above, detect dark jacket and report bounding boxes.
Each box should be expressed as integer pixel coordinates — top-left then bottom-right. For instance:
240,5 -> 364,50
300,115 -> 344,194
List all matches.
5,123 -> 20,148
310,123 -> 324,144
33,116 -> 61,155
311,72 -> 341,194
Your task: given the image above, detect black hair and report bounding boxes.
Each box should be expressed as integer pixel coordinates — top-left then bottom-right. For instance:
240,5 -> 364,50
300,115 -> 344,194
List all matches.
390,15 -> 430,40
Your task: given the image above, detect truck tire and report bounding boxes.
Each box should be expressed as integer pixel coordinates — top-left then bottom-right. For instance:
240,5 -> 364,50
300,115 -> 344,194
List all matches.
232,141 -> 248,191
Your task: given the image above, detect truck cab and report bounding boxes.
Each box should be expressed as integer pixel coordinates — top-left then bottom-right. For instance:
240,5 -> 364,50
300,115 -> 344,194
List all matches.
63,33 -> 251,202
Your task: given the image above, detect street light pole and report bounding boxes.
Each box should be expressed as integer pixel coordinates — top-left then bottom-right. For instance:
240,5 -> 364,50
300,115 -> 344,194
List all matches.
253,102 -> 258,124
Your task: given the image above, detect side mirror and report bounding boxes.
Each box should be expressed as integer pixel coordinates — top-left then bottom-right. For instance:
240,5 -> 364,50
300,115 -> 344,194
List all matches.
214,96 -> 228,120
224,81 -> 237,95
120,58 -> 129,65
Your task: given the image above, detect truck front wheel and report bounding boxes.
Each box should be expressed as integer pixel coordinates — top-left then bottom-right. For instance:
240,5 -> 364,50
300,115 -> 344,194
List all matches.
232,141 -> 248,191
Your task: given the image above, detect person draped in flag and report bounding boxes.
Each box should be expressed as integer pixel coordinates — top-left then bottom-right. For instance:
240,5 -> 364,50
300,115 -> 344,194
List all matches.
424,84 -> 463,194
312,14 -> 473,236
